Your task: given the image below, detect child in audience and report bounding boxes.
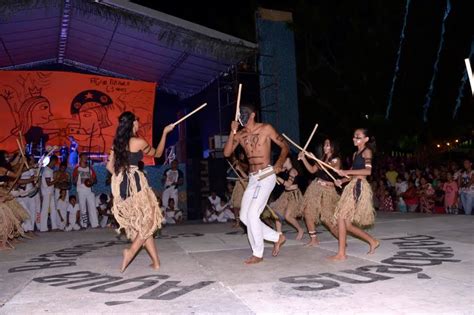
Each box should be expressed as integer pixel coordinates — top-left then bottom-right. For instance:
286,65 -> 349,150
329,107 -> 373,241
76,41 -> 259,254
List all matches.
442,172 -> 459,214
65,195 -> 81,231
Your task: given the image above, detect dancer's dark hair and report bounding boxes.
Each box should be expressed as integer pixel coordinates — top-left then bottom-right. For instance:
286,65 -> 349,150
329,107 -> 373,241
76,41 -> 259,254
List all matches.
113,111 -> 136,174
356,128 -> 376,153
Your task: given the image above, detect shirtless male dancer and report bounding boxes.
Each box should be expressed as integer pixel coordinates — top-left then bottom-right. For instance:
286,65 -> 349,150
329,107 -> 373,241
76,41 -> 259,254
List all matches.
223,104 -> 289,264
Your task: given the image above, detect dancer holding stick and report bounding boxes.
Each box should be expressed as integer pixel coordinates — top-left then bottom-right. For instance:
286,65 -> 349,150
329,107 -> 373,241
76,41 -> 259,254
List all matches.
107,112 -> 175,272
223,104 -> 289,264
298,138 -> 341,247
233,84 -> 243,134
328,128 -> 379,261
282,133 -> 348,182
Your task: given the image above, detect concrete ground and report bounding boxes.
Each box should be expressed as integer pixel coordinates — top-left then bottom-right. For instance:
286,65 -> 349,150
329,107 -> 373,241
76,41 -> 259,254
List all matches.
0,213 -> 473,314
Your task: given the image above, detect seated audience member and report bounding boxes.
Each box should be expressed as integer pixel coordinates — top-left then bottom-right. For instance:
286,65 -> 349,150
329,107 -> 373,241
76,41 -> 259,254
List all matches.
96,193 -> 112,228
65,195 -> 81,231
203,191 -> 221,223
214,197 -> 235,223
403,180 -> 419,212
56,189 -> 69,230
418,177 -> 435,214
458,159 -> 474,215
165,198 -> 183,224
443,172 -> 459,214
377,180 -> 394,212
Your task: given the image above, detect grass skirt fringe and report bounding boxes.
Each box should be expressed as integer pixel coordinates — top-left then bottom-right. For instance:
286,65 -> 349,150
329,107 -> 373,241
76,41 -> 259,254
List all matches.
270,189 -> 303,218
300,180 -> 340,225
0,188 -> 25,239
332,178 -> 375,227
231,180 -> 247,208
6,199 -> 30,222
111,167 -> 163,240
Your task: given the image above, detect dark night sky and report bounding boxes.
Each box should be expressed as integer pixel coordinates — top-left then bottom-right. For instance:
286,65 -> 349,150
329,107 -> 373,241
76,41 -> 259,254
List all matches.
133,0 -> 473,150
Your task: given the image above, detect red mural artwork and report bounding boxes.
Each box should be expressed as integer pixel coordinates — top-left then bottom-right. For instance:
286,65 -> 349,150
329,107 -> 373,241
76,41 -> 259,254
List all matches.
0,71 -> 156,164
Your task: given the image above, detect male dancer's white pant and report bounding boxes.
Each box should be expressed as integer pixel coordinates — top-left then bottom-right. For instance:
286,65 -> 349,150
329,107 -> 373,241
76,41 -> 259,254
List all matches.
18,194 -> 41,232
240,167 -> 280,258
162,186 -> 178,208
77,190 -> 98,228
40,191 -> 58,231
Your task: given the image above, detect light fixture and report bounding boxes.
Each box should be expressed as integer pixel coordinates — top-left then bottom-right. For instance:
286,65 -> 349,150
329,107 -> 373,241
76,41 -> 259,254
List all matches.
436,144 -> 441,148
446,142 -> 450,146
455,139 -> 459,143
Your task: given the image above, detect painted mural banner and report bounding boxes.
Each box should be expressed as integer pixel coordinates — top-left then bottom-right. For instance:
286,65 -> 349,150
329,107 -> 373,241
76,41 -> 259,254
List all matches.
0,70 -> 156,164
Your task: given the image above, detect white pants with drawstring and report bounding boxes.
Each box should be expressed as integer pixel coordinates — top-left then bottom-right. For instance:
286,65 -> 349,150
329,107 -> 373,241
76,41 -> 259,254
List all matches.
240,166 -> 280,258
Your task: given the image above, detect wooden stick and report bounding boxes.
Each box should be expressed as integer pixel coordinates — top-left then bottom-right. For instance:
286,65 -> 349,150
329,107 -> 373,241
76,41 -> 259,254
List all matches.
227,160 -> 246,185
282,133 -> 337,182
172,103 -> 207,126
234,84 -> 242,121
233,84 -> 243,134
303,123 -> 318,152
18,131 -> 29,169
16,139 -> 29,170
282,133 -> 349,180
7,139 -> 29,193
265,204 -> 284,222
465,58 -> 474,95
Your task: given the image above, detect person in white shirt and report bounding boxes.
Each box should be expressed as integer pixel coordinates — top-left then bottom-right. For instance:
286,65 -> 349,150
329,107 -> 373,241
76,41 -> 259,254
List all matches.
165,198 -> 182,224
96,193 -> 111,228
65,195 -> 81,231
215,198 -> 235,223
458,159 -> 474,215
40,155 -> 59,232
73,153 -> 98,228
15,156 -> 40,232
203,191 -> 221,223
161,160 -> 183,208
56,189 -> 69,230
54,161 -> 71,203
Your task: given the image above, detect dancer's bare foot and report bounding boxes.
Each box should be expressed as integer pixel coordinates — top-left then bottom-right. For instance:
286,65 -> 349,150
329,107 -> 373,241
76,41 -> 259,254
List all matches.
26,231 -> 35,237
11,238 -> 22,244
244,256 -> 263,264
272,234 -> 286,256
22,233 -> 33,240
0,242 -> 13,250
327,253 -> 347,261
367,239 -> 380,254
120,249 -> 133,273
149,261 -> 160,270
1,240 -> 15,250
304,237 -> 320,247
296,230 -> 304,241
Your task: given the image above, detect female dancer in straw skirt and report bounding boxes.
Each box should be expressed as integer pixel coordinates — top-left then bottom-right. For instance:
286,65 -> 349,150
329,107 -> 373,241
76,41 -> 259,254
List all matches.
106,111 -> 174,272
329,128 -> 379,261
271,156 -> 304,240
298,138 -> 341,247
0,151 -> 32,249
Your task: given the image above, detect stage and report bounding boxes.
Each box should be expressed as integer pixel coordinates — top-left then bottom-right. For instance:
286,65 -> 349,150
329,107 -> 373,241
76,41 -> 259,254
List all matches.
0,213 -> 472,314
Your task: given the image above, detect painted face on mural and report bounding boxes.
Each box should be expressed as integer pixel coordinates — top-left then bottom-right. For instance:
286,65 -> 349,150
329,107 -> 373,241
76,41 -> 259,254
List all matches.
32,100 -> 53,125
78,107 -> 99,132
239,107 -> 252,126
